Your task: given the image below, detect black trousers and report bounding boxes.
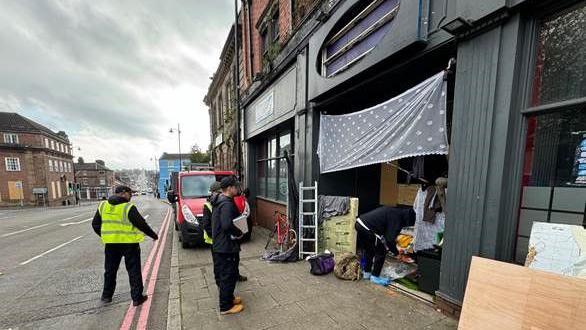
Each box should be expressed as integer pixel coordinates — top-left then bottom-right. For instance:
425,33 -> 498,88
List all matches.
212,252 -> 239,312
103,243 -> 143,302
356,225 -> 387,277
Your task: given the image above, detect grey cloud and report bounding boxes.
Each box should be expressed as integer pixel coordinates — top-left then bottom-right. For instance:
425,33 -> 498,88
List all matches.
0,0 -> 233,140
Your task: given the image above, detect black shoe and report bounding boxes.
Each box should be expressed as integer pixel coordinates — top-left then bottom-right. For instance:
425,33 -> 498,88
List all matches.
101,296 -> 112,303
238,275 -> 248,282
133,295 -> 148,306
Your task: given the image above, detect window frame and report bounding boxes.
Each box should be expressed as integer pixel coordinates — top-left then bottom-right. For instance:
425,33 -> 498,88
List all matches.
3,133 -> 19,144
256,127 -> 294,203
5,157 -> 21,172
513,1 -> 586,263
321,0 -> 400,78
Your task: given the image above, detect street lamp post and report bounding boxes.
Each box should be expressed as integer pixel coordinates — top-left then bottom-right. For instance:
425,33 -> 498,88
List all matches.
169,124 -> 182,171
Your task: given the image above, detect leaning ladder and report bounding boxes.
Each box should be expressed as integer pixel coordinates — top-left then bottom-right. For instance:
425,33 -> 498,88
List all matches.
299,181 -> 318,259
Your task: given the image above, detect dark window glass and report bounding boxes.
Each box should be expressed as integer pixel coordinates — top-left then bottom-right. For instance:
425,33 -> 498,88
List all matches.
532,3 -> 586,106
257,161 -> 267,197
279,132 -> 291,156
267,159 -> 278,200
322,0 -> 400,77
277,158 -> 288,202
516,107 -> 586,263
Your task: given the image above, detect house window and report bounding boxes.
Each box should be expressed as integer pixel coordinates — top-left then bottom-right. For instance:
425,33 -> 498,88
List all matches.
3,133 -> 19,144
256,128 -> 293,202
50,140 -> 55,150
48,160 -> 53,172
516,2 -> 586,264
321,0 -> 400,78
44,138 -> 49,148
5,157 -> 21,171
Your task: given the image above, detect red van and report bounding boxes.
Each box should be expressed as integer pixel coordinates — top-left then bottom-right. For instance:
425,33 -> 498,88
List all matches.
167,171 -> 234,248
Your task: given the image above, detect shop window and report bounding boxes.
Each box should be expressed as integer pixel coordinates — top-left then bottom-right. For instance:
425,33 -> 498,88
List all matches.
320,0 -> 400,78
532,3 -> 586,106
517,3 -> 586,264
256,129 -> 293,202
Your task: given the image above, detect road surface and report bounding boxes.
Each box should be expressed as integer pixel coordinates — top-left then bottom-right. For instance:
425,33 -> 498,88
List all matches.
0,196 -> 172,329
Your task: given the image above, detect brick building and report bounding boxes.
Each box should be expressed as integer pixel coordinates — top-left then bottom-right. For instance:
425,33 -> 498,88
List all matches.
238,0 -> 321,229
204,24 -> 242,173
74,160 -> 115,200
0,112 -> 75,207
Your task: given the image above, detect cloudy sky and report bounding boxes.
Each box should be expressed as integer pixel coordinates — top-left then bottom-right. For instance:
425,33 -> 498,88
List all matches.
0,0 -> 235,169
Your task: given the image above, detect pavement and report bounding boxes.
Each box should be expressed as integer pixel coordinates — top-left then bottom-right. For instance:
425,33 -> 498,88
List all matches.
0,196 -> 172,330
174,227 -> 458,329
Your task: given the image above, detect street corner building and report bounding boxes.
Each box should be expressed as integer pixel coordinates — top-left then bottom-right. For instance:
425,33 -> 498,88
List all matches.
74,160 -> 116,200
0,112 -> 76,207
208,0 -> 586,318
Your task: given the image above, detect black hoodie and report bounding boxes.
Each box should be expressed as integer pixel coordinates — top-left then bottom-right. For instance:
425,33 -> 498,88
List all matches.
91,195 -> 159,241
211,194 -> 242,254
358,206 -> 415,255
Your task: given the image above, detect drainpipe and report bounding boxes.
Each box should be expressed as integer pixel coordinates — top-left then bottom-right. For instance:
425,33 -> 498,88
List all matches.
234,0 -> 242,180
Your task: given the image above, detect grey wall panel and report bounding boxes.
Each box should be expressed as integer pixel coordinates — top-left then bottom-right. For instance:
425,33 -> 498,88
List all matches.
439,14 -> 525,303
245,65 -> 300,139
455,0 -> 507,21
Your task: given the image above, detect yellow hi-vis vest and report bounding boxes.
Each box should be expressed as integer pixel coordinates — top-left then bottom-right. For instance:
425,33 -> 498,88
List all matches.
203,202 -> 213,245
99,201 -> 144,244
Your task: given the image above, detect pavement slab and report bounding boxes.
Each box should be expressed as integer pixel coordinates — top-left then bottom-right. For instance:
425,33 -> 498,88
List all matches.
175,226 -> 458,329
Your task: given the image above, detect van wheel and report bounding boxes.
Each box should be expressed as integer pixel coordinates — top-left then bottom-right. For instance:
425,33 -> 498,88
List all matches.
181,240 -> 189,249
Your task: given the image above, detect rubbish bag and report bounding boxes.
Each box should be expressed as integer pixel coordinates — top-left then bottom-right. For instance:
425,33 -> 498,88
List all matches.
262,245 -> 298,262
334,253 -> 362,281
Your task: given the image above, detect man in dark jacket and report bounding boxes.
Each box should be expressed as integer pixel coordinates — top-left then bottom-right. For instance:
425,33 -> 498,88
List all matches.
355,206 -> 415,286
212,177 -> 244,315
91,186 -> 159,306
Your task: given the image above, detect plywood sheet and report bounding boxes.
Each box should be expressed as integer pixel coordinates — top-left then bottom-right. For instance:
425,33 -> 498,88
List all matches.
459,257 -> 586,330
380,162 -> 398,206
397,184 -> 420,206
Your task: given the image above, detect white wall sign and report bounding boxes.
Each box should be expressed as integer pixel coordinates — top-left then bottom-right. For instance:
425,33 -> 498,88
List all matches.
254,91 -> 274,124
215,134 -> 223,147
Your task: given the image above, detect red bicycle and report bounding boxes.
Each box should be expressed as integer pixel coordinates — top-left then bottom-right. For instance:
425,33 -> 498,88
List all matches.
265,210 -> 297,252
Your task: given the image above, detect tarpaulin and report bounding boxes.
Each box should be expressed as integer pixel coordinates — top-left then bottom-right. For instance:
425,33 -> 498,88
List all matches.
318,71 -> 448,174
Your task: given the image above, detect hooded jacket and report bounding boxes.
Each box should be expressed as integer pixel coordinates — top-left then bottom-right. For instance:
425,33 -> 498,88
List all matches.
357,206 -> 415,255
211,194 -> 242,254
91,195 -> 158,242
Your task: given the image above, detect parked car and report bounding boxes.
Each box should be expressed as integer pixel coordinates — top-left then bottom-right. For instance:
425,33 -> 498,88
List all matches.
167,171 -> 242,248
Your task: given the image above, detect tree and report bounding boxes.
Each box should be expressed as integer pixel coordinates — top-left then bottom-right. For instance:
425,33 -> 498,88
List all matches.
190,144 -> 210,164
78,157 -> 85,164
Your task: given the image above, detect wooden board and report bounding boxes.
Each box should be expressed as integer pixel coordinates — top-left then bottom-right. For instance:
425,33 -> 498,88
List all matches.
397,184 -> 420,206
459,256 -> 586,330
380,162 -> 398,206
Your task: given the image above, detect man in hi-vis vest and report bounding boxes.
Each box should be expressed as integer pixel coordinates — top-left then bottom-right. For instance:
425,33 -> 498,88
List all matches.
91,185 -> 158,306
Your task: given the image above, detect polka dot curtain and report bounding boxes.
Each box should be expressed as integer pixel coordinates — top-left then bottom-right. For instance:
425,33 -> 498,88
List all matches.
318,71 -> 449,174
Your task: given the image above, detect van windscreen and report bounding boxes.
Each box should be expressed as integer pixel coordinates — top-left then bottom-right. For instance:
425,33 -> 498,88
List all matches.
180,175 -> 216,198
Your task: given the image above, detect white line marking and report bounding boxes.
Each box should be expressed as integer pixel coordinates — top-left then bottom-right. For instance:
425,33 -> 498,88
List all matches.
144,214 -> 150,219
59,218 -> 93,227
60,214 -> 86,221
1,223 -> 52,238
19,235 -> 84,265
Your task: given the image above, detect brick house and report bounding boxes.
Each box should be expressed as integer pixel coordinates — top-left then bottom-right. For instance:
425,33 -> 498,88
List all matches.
204,24 -> 241,173
74,160 -> 115,200
0,112 -> 75,207
238,0 -> 321,229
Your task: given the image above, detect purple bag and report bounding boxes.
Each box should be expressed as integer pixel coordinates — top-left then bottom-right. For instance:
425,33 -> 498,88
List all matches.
308,253 -> 335,275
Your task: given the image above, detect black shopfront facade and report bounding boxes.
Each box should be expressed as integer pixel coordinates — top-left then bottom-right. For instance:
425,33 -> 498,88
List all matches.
300,0 -> 586,311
